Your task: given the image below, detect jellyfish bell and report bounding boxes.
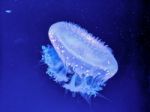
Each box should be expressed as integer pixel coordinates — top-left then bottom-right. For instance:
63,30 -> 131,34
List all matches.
42,21 -> 118,97
48,22 -> 118,81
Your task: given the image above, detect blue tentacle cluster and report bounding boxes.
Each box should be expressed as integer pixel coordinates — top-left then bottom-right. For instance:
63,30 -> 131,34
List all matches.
42,45 -> 68,82
42,45 -> 106,97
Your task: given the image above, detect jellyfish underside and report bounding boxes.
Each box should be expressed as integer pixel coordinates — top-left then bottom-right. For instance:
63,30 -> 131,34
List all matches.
42,45 -> 106,97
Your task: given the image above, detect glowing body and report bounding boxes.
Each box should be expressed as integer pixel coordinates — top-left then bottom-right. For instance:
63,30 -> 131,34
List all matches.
42,21 -> 118,97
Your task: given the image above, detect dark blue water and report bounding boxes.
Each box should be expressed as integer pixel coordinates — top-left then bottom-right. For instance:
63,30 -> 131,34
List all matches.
1,0 -> 149,112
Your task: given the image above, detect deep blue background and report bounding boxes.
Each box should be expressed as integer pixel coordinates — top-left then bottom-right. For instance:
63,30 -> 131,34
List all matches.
1,0 -> 149,112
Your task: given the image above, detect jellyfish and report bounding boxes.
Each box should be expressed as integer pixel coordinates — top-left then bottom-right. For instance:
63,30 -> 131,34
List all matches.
41,21 -> 118,98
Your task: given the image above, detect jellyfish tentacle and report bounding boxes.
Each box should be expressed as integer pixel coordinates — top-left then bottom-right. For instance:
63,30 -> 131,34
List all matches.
42,45 -> 68,82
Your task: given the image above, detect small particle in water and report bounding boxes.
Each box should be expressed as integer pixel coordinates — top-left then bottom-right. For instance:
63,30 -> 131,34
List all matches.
5,10 -> 12,13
